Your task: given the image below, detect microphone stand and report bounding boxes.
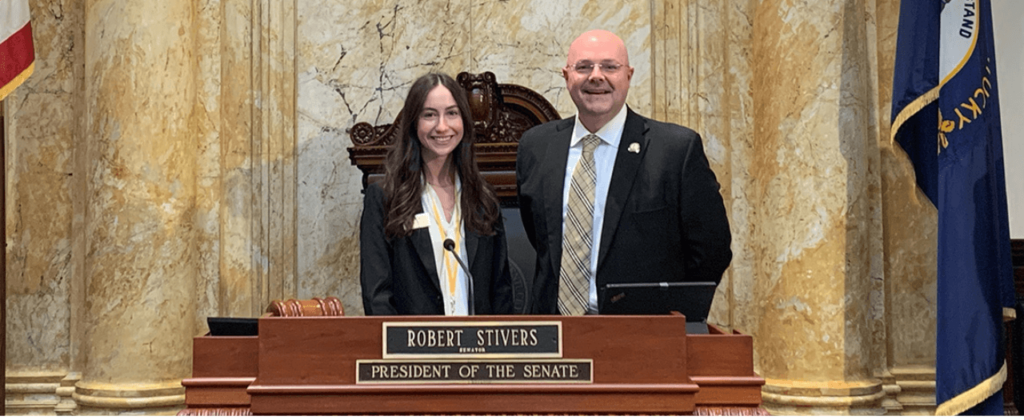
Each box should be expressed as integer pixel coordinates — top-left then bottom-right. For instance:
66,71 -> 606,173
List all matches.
443,239 -> 475,315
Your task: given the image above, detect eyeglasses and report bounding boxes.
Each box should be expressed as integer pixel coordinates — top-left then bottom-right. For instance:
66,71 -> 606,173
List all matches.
568,61 -> 625,75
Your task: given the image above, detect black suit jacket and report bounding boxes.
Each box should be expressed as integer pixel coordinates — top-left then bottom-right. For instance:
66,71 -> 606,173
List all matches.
516,108 -> 732,314
360,183 -> 514,315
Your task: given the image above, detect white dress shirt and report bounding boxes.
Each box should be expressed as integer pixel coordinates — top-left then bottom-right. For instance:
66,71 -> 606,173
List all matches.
561,105 -> 628,313
422,175 -> 469,316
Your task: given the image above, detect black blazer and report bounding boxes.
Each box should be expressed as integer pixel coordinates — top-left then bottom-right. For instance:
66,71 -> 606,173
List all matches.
360,183 -> 514,315
516,108 -> 732,314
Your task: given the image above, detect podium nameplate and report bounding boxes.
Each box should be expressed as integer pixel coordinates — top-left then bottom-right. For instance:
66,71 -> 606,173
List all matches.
383,321 -> 562,359
356,359 -> 592,384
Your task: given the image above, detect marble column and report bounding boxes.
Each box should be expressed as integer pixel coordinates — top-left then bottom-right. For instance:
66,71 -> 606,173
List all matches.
749,0 -> 885,415
72,0 -> 198,414
3,0 -> 83,415
873,0 -> 939,415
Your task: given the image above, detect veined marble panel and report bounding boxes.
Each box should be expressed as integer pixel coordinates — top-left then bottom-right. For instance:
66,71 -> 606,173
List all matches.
295,0 -> 473,314
193,0 -> 226,330
468,0 -> 651,117
654,0 -> 755,335
217,0 -> 260,317
881,144 -> 938,365
295,0 -> 651,315
4,0 -> 81,374
872,0 -> 938,371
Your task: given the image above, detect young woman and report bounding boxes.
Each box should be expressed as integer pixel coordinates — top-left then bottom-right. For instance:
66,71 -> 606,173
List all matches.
360,73 -> 513,315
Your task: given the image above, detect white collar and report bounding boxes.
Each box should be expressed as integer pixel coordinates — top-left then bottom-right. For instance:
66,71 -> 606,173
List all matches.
570,104 -> 628,148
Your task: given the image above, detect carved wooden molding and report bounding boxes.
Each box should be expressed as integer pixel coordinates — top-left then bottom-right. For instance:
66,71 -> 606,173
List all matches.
694,406 -> 771,416
177,407 -> 252,416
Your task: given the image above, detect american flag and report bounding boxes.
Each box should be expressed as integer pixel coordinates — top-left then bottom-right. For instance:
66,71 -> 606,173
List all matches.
0,0 -> 34,100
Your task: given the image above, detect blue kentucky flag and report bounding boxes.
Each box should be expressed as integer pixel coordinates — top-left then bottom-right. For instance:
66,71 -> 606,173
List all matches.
891,0 -> 1016,415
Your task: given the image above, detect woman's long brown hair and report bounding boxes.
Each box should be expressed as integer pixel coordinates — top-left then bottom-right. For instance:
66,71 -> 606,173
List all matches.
381,73 -> 500,239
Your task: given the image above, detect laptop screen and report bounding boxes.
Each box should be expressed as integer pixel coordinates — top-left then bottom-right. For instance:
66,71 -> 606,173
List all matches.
599,281 -> 717,333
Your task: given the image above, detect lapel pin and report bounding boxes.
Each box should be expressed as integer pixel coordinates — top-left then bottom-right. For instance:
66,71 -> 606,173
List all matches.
628,142 -> 640,153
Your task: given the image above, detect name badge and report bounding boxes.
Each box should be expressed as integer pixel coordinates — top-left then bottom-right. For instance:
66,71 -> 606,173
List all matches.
412,213 -> 429,229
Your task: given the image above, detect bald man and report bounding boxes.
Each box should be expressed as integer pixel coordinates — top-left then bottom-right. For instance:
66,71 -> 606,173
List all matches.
516,30 -> 732,315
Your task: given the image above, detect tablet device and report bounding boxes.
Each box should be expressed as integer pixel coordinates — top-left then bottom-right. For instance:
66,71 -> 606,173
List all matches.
599,281 -> 717,334
207,317 -> 259,336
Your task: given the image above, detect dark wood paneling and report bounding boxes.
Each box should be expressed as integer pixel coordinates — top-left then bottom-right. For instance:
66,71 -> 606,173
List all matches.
1009,239 -> 1024,415
1012,239 -> 1023,291
183,336 -> 258,409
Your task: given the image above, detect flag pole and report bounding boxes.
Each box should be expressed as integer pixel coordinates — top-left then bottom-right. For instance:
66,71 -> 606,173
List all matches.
2,99 -> 8,416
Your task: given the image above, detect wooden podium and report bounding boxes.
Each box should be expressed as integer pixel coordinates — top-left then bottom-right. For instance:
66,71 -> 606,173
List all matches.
181,315 -> 765,415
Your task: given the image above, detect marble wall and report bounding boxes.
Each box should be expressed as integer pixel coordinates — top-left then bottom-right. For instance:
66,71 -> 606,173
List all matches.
4,0 -> 81,414
295,0 -> 653,313
4,0 -> 947,415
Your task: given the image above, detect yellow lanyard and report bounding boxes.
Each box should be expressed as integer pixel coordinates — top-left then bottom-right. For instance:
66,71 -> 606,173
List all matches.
428,186 -> 461,298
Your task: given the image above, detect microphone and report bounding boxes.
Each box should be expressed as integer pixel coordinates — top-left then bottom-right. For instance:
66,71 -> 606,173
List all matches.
443,238 -> 475,315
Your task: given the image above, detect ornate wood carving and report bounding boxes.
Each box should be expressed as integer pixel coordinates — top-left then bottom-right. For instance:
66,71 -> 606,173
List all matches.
177,407 -> 252,416
348,71 -> 560,205
693,406 -> 771,416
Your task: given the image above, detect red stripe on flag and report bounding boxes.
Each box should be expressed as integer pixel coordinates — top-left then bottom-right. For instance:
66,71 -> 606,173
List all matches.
0,22 -> 35,87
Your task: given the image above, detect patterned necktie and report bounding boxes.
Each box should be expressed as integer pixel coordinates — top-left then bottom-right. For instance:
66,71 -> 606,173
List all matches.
558,134 -> 601,316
